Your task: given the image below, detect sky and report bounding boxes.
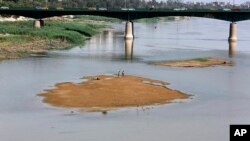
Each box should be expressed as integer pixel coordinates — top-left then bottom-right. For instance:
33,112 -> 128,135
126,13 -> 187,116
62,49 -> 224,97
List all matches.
185,0 -> 248,4
156,0 -> 250,4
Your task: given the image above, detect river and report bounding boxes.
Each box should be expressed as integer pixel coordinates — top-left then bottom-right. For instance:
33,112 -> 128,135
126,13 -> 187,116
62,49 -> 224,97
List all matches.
1,18 -> 250,141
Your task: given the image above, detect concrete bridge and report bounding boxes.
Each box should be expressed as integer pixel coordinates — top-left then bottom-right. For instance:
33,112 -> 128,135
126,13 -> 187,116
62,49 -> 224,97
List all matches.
1,9 -> 250,41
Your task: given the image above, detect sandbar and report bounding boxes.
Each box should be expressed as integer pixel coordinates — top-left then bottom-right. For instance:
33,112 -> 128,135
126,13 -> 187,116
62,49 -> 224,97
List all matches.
39,75 -> 189,111
154,58 -> 233,68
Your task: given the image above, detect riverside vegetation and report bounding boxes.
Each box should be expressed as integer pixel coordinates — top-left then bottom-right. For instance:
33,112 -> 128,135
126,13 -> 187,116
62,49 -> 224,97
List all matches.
0,17 -> 107,60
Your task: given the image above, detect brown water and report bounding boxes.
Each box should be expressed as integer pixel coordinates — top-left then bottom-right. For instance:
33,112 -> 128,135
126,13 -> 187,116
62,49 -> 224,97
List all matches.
1,18 -> 250,141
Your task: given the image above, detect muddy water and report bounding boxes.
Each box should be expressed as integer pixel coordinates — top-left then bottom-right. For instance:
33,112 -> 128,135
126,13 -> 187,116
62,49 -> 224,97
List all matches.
1,18 -> 250,141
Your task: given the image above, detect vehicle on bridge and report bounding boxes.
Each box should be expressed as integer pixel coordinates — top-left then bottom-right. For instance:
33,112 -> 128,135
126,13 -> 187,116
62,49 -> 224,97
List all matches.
98,8 -> 107,11
0,6 -> 9,10
56,7 -> 64,10
149,5 -> 155,10
173,8 -> 187,11
121,8 -> 135,11
209,8 -> 218,11
223,8 -> 231,11
35,6 -> 48,10
88,7 -> 97,11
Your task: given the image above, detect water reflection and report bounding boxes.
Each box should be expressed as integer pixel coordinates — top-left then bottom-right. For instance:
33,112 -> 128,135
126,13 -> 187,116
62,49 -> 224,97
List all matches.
89,30 -> 114,48
125,39 -> 134,60
229,41 -> 237,58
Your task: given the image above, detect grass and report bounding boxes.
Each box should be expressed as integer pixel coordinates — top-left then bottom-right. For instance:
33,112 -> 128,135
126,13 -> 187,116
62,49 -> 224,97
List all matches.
0,35 -> 35,44
0,20 -> 105,45
191,58 -> 209,62
45,22 -> 105,37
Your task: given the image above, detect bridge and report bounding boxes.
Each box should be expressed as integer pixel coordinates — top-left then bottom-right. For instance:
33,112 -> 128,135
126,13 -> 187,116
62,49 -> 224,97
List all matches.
1,9 -> 250,21
1,9 -> 250,41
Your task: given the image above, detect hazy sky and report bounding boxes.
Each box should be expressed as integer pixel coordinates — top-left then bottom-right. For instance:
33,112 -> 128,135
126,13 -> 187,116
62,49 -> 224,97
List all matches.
185,0 -> 248,4
157,0 -> 250,4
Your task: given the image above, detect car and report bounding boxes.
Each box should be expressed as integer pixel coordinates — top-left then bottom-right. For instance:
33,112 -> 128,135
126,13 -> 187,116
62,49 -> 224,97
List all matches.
0,6 -> 9,10
56,7 -> 64,10
99,8 -> 107,11
223,8 -> 231,11
210,8 -> 217,11
35,6 -> 43,9
88,7 -> 96,10
121,8 -> 135,11
180,7 -> 187,11
149,5 -> 155,10
173,8 -> 187,11
36,6 -> 48,10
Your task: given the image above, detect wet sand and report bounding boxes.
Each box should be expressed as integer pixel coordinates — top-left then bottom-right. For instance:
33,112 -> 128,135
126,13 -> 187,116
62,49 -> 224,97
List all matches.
154,58 -> 233,68
39,75 -> 189,111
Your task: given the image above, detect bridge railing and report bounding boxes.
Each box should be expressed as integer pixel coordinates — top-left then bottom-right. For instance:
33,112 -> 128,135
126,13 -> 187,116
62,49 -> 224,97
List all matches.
2,7 -> 250,13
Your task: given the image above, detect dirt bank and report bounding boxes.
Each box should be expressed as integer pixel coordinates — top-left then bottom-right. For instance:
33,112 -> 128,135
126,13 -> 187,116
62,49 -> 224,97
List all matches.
39,75 -> 189,111
0,38 -> 69,60
154,58 -> 233,68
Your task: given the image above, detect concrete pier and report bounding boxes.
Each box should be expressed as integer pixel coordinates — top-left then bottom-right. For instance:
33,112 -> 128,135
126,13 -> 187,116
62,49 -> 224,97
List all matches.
33,20 -> 41,28
33,20 -> 45,28
125,39 -> 134,60
229,41 -> 237,58
40,19 -> 45,27
228,22 -> 237,42
125,21 -> 134,39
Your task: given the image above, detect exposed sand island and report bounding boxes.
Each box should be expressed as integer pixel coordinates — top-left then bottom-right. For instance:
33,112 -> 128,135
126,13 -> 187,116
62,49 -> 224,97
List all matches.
39,75 -> 189,111
154,58 -> 233,68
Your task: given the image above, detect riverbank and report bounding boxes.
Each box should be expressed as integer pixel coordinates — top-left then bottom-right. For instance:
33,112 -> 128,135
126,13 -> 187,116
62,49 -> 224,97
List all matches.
39,75 -> 189,112
154,58 -> 233,68
0,18 -> 106,60
0,15 -> 188,60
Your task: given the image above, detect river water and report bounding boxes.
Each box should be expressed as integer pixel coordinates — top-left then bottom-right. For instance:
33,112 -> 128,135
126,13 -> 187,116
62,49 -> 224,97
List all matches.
1,18 -> 250,141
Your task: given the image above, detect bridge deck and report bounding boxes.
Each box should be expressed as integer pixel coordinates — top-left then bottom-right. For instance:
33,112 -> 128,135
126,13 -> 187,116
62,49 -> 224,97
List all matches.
1,9 -> 250,22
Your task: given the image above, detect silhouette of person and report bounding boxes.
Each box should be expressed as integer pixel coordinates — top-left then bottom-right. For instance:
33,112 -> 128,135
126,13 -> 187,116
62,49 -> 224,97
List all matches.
122,70 -> 125,76
118,70 -> 120,77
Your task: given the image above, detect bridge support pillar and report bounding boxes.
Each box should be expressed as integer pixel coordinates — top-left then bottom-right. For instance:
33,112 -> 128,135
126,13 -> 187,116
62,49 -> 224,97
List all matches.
33,20 -> 45,28
125,21 -> 134,39
33,20 -> 41,28
229,41 -> 237,58
125,39 -> 134,60
40,19 -> 45,27
228,22 -> 237,42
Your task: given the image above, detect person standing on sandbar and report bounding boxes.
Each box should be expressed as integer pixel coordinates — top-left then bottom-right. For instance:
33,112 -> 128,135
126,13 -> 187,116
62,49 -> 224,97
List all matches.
122,70 -> 125,77
117,70 -> 120,77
